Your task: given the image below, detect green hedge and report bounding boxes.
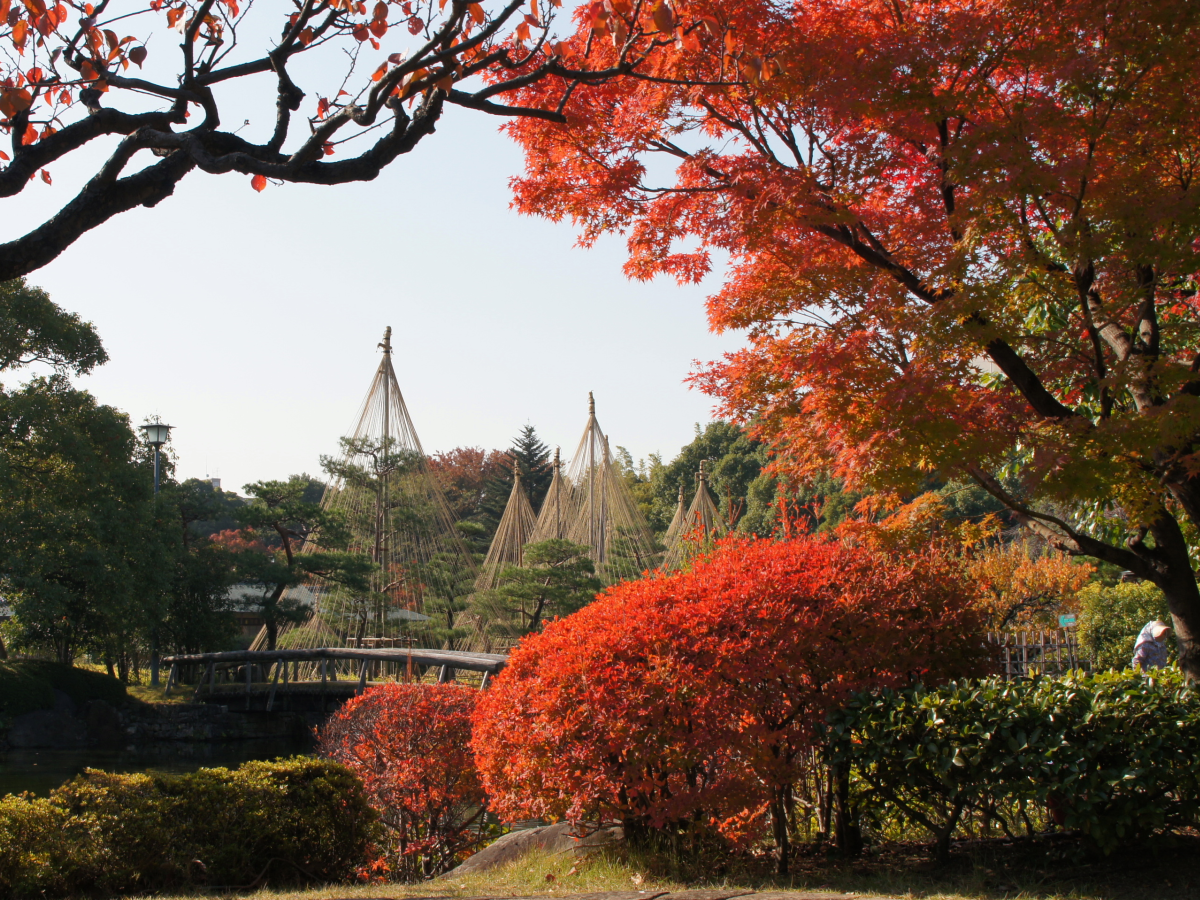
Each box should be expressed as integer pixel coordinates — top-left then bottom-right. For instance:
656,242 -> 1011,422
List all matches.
827,671 -> 1199,859
0,757 -> 378,897
0,660 -> 126,719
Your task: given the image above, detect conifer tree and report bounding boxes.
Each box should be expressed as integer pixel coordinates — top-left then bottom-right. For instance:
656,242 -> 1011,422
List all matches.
472,539 -> 601,639
481,426 -> 552,536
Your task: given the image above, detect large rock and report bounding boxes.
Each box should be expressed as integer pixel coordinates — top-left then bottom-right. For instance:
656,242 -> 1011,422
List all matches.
444,822 -> 624,878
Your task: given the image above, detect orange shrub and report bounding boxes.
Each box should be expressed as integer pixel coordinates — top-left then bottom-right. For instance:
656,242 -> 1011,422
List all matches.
472,535 -> 989,859
318,682 -> 485,880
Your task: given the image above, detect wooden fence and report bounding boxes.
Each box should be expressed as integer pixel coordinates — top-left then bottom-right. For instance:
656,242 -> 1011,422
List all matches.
986,628 -> 1088,680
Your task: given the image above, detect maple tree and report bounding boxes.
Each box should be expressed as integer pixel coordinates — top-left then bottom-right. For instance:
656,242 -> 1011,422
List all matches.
471,534 -> 987,873
967,539 -> 1094,630
317,682 -> 485,879
0,0 -> 677,280
501,0 -> 1200,678
833,491 -> 1095,628
428,445 -> 509,528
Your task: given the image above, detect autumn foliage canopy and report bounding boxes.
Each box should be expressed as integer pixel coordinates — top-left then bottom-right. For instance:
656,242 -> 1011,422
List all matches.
500,0 -> 1200,676
317,682 -> 485,879
0,0 -> 677,280
471,535 -> 988,845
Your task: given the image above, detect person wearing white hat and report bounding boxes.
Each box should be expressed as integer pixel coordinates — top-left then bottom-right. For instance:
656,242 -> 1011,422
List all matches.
1131,620 -> 1171,671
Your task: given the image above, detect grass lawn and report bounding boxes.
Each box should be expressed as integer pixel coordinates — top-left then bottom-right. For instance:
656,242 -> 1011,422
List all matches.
124,681 -> 194,705
119,834 -> 1198,900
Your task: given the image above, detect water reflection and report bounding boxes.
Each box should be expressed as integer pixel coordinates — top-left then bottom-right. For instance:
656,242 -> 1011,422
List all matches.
0,736 -> 313,797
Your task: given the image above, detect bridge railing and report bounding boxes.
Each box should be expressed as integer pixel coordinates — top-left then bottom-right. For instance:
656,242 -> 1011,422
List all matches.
159,647 -> 507,709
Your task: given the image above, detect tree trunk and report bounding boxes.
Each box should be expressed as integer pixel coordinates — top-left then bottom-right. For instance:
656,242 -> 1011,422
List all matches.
0,631 -> 7,660
622,814 -> 652,850
833,763 -> 861,857
264,583 -> 287,652
935,830 -> 952,864
1162,585 -> 1200,680
1152,536 -> 1200,680
934,802 -> 966,864
771,788 -> 790,875
818,766 -> 834,839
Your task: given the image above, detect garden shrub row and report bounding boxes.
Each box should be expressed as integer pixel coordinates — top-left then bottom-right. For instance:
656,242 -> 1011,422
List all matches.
0,757 -> 377,898
471,535 -> 1199,867
827,671 -> 1200,859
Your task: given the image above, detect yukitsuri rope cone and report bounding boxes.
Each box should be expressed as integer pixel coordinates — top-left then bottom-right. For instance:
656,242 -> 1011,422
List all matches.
662,459 -> 728,572
254,328 -> 478,664
527,392 -> 660,584
662,482 -> 688,549
476,459 -> 538,592
464,451 -> 564,652
533,446 -> 572,540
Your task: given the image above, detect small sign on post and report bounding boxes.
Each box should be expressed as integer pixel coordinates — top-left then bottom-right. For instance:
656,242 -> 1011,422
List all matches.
1058,614 -> 1077,628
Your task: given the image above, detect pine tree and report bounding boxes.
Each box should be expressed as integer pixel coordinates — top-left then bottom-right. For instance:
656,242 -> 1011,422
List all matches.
512,425 -> 553,509
472,539 -> 601,639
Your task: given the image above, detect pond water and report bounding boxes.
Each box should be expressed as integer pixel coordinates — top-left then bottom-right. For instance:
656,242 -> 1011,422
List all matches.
0,736 -> 313,797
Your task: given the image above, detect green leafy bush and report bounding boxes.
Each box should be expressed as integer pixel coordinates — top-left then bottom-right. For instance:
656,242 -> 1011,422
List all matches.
827,672 -> 1199,860
0,757 -> 378,897
1077,582 -> 1172,671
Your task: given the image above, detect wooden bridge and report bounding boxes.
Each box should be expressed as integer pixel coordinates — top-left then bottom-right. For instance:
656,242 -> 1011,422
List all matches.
159,648 -> 507,712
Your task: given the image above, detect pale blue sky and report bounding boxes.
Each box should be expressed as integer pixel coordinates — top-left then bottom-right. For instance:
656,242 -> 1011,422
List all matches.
7,90 -> 740,493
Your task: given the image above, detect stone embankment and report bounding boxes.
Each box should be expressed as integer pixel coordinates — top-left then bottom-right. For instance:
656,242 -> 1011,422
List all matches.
0,689 -> 307,750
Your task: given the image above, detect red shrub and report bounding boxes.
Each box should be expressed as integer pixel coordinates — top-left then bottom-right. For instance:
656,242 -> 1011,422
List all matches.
317,682 -> 485,879
471,535 -> 988,848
